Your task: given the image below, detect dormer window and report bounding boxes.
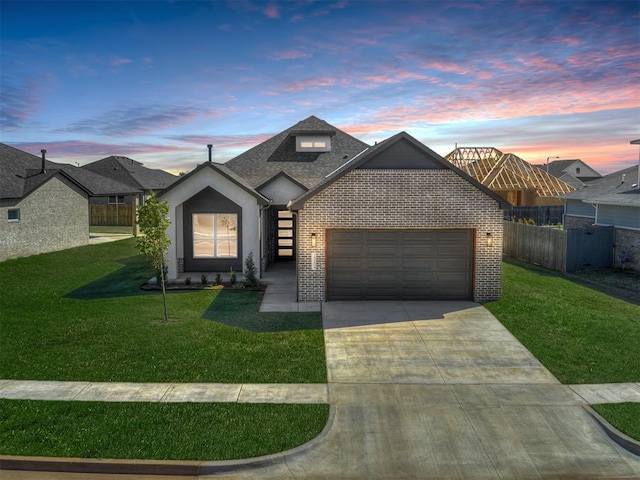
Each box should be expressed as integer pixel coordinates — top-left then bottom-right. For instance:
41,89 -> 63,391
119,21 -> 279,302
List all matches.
296,135 -> 331,152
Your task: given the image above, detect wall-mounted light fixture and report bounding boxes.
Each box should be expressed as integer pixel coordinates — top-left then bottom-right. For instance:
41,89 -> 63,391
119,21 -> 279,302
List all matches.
486,232 -> 493,247
311,233 -> 317,248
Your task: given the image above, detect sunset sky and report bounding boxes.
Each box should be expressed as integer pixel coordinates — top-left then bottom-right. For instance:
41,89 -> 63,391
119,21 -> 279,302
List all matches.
1,0 -> 639,175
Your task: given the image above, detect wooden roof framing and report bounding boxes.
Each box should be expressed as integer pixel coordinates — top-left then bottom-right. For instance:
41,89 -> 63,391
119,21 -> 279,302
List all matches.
445,147 -> 574,197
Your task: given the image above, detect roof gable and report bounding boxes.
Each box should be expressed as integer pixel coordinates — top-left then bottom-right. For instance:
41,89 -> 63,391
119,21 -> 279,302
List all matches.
224,116 -> 369,190
159,161 -> 268,205
289,132 -> 510,210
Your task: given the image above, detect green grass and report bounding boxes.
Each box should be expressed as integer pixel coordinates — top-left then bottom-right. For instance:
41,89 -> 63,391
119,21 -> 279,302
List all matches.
90,225 -> 133,235
0,239 -> 329,459
485,260 -> 640,385
0,400 -> 329,460
592,403 -> 640,442
0,238 -> 326,383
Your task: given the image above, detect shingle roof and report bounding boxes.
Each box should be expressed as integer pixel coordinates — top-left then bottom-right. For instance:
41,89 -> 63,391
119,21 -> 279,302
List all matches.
445,147 -> 574,197
82,156 -> 176,192
224,115 -> 369,190
0,143 -> 140,199
561,165 -> 639,201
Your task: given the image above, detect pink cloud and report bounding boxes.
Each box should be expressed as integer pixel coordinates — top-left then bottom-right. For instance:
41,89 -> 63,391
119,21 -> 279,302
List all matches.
285,76 -> 340,92
264,4 -> 279,19
273,50 -> 311,60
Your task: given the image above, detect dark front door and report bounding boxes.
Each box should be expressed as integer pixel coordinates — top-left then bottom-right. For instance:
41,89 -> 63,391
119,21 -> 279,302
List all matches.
276,210 -> 295,260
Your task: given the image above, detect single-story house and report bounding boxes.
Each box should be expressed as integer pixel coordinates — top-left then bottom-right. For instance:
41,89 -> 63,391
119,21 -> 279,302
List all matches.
445,147 -> 574,206
82,155 -> 177,227
161,116 -> 509,302
82,155 -> 177,206
561,163 -> 640,271
0,143 -> 138,261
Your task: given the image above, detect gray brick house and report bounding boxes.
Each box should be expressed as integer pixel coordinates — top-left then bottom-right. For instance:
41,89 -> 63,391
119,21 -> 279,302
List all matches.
1,143 -> 138,261
161,117 -> 509,302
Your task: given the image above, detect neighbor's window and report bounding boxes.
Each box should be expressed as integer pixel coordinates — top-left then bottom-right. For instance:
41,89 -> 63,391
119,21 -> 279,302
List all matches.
109,196 -> 126,205
8,208 -> 20,222
575,167 -> 581,174
193,214 -> 237,258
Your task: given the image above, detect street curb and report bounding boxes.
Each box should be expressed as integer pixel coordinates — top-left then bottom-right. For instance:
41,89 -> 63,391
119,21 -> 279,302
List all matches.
584,405 -> 640,457
0,404 -> 336,476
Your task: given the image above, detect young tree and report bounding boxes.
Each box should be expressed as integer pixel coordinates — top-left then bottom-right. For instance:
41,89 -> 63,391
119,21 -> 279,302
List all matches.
136,191 -> 171,321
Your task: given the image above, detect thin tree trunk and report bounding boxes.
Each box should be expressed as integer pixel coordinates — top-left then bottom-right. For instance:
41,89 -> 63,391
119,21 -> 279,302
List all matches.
160,256 -> 168,322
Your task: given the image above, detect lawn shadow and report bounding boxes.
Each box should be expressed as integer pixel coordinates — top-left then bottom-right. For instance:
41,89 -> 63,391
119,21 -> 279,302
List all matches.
504,256 -> 640,306
65,255 -> 156,299
202,289 -> 323,333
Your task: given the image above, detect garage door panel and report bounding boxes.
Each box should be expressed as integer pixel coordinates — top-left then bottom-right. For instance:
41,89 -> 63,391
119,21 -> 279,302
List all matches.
327,229 -> 473,301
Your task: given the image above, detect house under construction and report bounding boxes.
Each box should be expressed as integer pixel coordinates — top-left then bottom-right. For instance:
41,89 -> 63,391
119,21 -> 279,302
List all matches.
445,147 -> 574,206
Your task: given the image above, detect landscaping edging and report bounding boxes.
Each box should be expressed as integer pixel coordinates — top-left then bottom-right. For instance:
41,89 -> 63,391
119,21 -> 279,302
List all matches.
584,405 -> 640,457
0,405 -> 336,476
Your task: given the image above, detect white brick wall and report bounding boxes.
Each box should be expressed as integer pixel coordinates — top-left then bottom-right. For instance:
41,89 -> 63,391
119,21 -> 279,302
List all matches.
297,169 -> 503,302
0,177 -> 89,262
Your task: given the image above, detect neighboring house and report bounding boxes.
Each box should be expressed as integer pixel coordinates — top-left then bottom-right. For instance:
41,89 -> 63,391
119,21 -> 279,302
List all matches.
536,159 -> 602,188
0,143 -> 138,261
161,117 -> 509,302
445,147 -> 574,206
561,164 -> 640,271
82,155 -> 177,206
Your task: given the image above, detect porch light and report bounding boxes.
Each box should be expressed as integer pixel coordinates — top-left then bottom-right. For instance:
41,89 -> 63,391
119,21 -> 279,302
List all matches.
311,233 -> 317,248
486,232 -> 493,247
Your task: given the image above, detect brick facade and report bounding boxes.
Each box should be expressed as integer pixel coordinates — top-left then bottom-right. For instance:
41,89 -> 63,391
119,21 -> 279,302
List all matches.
564,215 -> 595,230
297,169 -> 504,302
0,177 -> 89,262
614,228 -> 640,271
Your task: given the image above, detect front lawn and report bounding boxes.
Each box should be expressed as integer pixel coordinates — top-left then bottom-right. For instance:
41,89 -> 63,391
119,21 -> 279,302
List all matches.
485,259 -> 640,385
0,239 -> 328,460
592,403 -> 640,444
0,238 -> 326,383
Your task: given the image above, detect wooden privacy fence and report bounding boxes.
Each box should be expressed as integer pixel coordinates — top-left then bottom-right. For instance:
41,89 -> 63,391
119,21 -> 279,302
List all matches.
503,221 -> 614,272
90,205 -> 134,226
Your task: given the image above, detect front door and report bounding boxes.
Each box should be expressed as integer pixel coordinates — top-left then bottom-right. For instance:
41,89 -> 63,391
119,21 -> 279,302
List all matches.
276,210 -> 295,260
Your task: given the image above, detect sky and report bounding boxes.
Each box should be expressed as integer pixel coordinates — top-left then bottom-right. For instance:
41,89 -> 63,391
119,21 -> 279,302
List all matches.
1,0 -> 639,175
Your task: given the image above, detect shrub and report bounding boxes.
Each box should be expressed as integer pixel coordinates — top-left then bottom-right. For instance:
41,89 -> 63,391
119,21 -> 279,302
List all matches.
201,274 -> 209,285
244,251 -> 258,288
230,268 -> 237,285
215,272 -> 222,285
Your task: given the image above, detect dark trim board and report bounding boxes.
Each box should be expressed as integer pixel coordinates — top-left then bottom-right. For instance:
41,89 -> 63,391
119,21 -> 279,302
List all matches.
326,229 -> 474,301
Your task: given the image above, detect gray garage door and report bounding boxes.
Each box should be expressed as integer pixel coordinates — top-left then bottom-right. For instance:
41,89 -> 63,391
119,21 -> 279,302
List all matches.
327,229 -> 473,300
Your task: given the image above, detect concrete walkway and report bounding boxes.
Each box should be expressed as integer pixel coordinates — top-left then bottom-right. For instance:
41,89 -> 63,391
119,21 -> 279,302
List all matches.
2,280 -> 640,478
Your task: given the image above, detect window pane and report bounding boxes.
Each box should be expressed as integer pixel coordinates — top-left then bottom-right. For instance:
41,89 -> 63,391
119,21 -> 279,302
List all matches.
8,209 -> 20,221
278,210 -> 293,219
278,229 -> 293,237
193,214 -> 214,257
216,214 -> 237,258
278,248 -> 293,256
278,239 -> 294,247
278,220 -> 293,228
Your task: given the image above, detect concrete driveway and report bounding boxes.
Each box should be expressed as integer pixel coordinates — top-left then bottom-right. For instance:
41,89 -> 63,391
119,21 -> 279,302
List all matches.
222,300 -> 640,479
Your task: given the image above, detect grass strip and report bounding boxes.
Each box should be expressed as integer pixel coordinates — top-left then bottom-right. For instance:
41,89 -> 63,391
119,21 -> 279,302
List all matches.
0,399 -> 329,460
592,403 -> 640,442
485,260 -> 640,384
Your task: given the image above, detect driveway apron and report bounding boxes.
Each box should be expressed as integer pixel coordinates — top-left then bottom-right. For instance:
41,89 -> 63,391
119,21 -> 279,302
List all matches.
239,300 -> 640,479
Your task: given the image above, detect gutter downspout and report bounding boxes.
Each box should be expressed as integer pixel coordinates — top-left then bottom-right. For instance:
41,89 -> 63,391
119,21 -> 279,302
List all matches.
259,200 -> 273,277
